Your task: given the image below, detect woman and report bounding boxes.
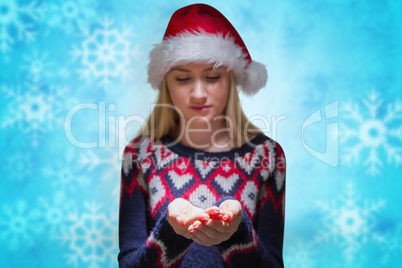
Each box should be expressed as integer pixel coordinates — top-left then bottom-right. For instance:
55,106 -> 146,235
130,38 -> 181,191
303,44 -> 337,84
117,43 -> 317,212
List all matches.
118,4 -> 286,267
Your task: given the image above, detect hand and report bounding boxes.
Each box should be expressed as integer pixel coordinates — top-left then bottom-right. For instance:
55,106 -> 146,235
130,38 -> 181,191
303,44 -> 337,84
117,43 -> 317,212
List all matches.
167,198 -> 220,239
188,199 -> 243,246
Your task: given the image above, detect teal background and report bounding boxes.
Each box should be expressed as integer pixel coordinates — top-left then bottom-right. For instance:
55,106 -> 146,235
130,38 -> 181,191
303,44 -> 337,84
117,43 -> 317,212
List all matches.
1,0 -> 401,267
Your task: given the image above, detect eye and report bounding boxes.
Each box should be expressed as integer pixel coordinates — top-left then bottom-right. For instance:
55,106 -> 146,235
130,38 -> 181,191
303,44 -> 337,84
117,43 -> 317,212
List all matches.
206,75 -> 220,81
176,77 -> 190,82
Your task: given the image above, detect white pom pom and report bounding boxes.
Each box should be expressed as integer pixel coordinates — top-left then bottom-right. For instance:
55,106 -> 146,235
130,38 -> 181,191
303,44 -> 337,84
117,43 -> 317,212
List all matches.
240,61 -> 268,96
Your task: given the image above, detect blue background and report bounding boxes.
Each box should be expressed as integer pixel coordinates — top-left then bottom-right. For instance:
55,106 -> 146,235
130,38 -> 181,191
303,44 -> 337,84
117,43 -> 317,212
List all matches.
1,0 -> 401,267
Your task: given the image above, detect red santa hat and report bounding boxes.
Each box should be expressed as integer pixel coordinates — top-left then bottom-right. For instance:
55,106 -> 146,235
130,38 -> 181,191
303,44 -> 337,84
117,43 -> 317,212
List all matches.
147,4 -> 268,96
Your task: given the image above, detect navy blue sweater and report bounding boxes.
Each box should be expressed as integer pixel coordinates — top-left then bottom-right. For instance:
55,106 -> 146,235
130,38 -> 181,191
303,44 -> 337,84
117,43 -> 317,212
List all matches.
118,134 -> 285,267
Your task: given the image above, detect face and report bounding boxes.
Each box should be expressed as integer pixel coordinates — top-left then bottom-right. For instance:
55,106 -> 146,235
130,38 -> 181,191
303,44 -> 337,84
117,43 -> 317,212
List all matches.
165,63 -> 231,129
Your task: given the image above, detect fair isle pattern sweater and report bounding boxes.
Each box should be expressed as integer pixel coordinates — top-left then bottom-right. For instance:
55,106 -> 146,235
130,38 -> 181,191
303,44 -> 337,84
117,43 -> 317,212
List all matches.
118,134 -> 286,268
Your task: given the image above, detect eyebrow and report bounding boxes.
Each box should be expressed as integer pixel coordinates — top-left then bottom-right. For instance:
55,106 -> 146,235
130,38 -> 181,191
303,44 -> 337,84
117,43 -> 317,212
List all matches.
171,66 -> 222,72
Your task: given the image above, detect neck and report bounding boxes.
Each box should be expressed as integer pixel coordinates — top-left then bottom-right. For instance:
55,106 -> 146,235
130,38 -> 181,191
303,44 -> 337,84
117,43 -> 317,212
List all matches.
174,119 -> 232,152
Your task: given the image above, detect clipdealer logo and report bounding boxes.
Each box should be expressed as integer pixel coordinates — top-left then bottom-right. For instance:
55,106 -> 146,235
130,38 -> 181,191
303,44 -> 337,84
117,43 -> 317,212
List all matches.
64,101 -> 339,166
301,101 -> 339,167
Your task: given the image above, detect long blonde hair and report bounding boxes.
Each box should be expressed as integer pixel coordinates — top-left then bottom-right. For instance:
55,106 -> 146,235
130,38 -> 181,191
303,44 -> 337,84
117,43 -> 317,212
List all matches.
137,74 -> 262,147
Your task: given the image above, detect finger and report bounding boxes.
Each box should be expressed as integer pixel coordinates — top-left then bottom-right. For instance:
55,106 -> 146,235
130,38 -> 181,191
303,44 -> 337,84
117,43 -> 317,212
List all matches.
204,207 -> 227,221
204,218 -> 218,228
193,213 -> 210,222
194,222 -> 229,240
190,218 -> 215,232
176,216 -> 186,226
184,212 -> 210,228
190,228 -> 221,246
167,199 -> 187,217
204,219 -> 229,232
188,220 -> 202,232
210,210 -> 226,220
222,211 -> 234,222
180,206 -> 190,216
190,234 -> 215,247
168,208 -> 190,226
203,206 -> 221,216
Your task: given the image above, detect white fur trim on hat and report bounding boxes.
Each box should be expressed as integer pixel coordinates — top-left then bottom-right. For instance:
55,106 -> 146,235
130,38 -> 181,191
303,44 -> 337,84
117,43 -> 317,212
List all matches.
147,32 -> 267,95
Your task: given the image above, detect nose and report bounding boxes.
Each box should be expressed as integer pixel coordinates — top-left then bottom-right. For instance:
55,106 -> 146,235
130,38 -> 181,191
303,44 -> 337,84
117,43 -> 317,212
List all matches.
191,80 -> 207,101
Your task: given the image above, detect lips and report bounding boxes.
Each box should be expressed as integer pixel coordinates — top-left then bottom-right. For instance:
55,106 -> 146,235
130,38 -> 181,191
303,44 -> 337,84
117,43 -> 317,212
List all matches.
190,105 -> 211,112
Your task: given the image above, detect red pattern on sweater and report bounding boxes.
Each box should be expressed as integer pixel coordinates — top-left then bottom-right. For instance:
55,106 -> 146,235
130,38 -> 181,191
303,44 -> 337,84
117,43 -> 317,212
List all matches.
118,134 -> 286,268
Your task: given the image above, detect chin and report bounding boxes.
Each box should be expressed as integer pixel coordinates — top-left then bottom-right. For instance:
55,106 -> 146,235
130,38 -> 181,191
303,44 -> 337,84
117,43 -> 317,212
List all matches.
186,116 -> 213,127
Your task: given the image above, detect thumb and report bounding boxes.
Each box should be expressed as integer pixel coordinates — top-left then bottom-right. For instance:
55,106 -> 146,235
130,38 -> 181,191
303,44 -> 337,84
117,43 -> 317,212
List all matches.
219,200 -> 241,221
167,199 -> 189,226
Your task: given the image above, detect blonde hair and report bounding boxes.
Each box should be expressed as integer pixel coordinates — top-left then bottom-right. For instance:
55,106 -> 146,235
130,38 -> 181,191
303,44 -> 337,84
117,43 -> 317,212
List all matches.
137,74 -> 262,147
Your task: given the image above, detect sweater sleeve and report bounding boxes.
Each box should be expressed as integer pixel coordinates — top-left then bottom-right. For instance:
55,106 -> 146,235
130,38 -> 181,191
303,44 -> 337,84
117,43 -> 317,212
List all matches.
118,144 -> 193,268
215,143 -> 286,268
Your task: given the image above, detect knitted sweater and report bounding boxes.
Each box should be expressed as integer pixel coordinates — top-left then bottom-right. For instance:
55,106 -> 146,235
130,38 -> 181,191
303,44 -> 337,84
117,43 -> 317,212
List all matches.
118,134 -> 286,268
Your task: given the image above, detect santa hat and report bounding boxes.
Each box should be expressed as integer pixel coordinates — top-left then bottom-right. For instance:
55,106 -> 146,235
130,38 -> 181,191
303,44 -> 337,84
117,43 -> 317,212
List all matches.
147,4 -> 267,96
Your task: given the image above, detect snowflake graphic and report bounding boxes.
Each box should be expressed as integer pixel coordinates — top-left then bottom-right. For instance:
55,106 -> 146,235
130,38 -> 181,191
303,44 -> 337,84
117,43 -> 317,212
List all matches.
0,0 -> 43,53
79,148 -> 121,180
42,148 -> 90,192
376,223 -> 402,265
79,148 -> 122,203
4,150 -> 32,182
43,0 -> 97,35
20,49 -> 73,82
71,17 -> 142,89
21,50 -> 55,81
340,91 -> 402,175
285,240 -> 316,268
59,202 -> 118,268
37,191 -> 75,240
1,80 -> 69,147
314,181 -> 385,262
0,199 -> 43,250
